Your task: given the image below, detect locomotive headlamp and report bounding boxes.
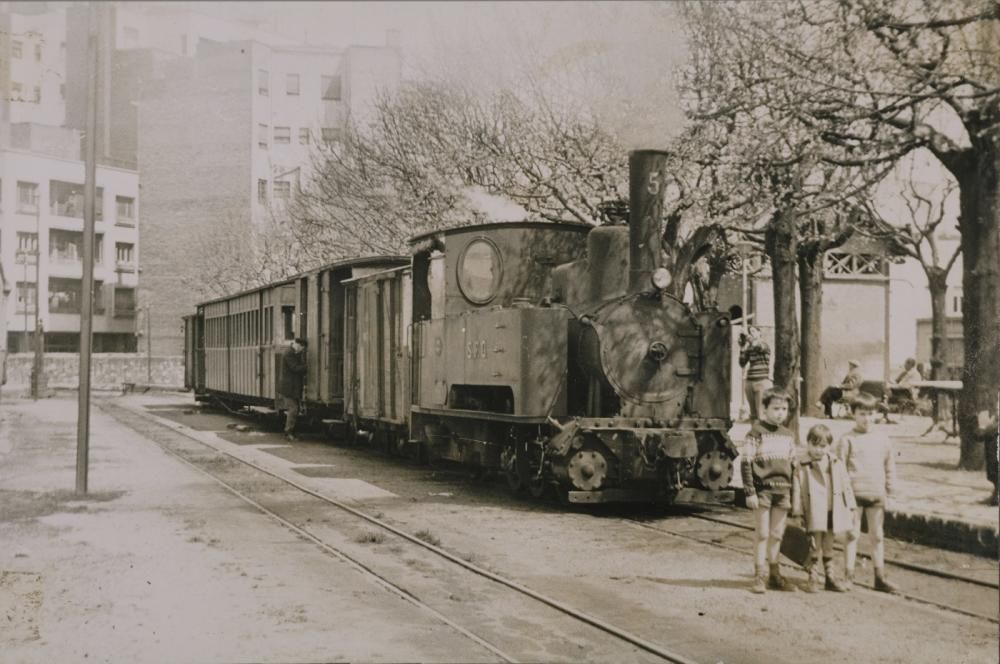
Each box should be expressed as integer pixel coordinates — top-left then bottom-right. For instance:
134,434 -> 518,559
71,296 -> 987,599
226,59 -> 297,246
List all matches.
651,267 -> 672,291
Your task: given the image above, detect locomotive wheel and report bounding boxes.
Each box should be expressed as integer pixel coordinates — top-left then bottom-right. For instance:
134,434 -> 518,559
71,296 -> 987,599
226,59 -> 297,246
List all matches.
500,447 -> 524,493
527,477 -> 548,499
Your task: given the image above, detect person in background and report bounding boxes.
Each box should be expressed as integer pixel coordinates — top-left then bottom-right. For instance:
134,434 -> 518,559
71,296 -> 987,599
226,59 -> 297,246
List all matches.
742,388 -> 798,594
739,326 -> 772,422
978,405 -> 999,506
818,359 -> 864,418
837,392 -> 898,592
892,357 -> 923,401
279,338 -> 308,441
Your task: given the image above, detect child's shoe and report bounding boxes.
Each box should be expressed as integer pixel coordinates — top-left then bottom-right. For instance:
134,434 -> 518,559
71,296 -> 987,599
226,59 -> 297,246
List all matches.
767,563 -> 795,591
874,568 -> 898,593
823,557 -> 849,592
804,564 -> 822,593
750,574 -> 767,594
842,570 -> 854,591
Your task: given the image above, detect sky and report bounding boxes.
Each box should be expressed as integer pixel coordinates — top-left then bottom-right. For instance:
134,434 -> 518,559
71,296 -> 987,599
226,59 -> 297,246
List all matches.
187,1 -> 690,149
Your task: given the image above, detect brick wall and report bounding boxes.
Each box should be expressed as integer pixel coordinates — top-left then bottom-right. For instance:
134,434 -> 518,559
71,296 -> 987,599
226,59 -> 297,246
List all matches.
3,352 -> 184,389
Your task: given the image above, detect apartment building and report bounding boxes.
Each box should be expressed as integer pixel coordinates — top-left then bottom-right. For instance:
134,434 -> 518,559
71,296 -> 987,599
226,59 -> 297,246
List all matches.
1,5 -> 68,127
0,125 -> 139,353
133,38 -> 400,355
16,2 -> 400,355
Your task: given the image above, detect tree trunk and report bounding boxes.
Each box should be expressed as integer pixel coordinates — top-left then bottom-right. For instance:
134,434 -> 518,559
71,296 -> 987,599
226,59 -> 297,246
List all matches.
926,270 -> 948,422
955,135 -> 999,471
798,246 -> 824,417
766,207 -> 800,436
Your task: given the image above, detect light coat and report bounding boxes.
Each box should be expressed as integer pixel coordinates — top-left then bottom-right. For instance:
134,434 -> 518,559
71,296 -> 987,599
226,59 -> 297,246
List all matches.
791,452 -> 856,534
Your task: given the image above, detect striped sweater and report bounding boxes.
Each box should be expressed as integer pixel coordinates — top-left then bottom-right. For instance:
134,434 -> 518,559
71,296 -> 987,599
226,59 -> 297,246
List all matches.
739,341 -> 771,382
836,430 -> 896,501
741,420 -> 796,497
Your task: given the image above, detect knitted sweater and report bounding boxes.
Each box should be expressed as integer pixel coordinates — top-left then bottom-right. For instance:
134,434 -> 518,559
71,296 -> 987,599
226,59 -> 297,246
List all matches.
741,420 -> 796,497
836,429 -> 896,500
739,341 -> 771,382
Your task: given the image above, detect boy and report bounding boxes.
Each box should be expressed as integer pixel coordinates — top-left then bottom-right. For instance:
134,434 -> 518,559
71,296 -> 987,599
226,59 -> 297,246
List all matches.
792,424 -> 855,593
741,388 -> 797,593
837,392 -> 897,592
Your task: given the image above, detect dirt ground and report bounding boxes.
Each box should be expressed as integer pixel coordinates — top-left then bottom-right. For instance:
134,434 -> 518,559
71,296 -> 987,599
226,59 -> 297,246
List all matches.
2,393 -> 998,664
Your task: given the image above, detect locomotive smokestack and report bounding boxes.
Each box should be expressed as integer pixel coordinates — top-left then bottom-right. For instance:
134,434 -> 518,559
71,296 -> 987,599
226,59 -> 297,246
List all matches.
628,150 -> 669,292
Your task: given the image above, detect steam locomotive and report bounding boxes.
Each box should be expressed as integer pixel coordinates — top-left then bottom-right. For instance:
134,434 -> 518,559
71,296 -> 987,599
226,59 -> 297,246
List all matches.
184,150 -> 738,504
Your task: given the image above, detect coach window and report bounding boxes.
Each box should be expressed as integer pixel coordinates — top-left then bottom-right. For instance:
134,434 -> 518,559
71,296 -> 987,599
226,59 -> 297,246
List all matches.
282,306 -> 295,340
457,238 -> 502,305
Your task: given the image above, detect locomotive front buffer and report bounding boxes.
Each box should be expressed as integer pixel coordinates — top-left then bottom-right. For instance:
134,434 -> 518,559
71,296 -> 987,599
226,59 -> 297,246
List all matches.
545,416 -> 737,504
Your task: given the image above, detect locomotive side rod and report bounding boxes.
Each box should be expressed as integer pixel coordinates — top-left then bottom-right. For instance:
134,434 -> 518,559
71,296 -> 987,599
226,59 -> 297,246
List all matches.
107,399 -> 703,664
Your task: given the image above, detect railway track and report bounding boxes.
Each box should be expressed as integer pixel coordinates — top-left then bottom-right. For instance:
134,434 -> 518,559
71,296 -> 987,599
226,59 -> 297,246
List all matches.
624,512 -> 999,624
99,399 -> 700,664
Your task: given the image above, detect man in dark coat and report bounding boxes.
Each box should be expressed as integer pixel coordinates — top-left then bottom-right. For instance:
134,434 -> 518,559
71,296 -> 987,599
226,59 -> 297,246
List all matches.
818,359 -> 864,418
279,338 -> 307,440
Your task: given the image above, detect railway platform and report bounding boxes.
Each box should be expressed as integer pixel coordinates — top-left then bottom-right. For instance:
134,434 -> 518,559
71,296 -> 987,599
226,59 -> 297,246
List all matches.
0,392 -> 496,663
730,415 -> 999,558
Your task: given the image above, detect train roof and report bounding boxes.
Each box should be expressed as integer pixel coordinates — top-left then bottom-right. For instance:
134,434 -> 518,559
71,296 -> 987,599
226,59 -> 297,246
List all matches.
194,254 -> 408,307
407,220 -> 593,247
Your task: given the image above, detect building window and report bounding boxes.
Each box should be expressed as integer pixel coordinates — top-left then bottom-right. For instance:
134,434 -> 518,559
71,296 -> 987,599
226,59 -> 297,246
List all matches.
321,127 -> 341,144
11,82 -> 22,100
60,83 -> 66,100
12,41 -> 22,59
321,75 -> 341,100
50,181 -> 103,220
116,242 -> 135,266
34,43 -> 42,62
93,281 -> 107,314
48,230 -> 102,264
16,282 -> 37,314
951,295 -> 963,315
17,232 -> 38,255
286,73 -> 300,95
49,277 -> 82,314
257,179 -> 267,205
298,128 -> 310,145
114,287 -> 136,318
33,86 -> 41,103
258,123 -> 268,149
258,69 -> 269,96
274,126 -> 291,144
17,181 -> 38,212
116,196 -> 135,222
274,181 -> 291,200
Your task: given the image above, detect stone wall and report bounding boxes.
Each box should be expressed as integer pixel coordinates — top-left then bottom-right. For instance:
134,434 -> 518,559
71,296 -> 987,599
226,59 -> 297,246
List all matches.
3,353 -> 185,390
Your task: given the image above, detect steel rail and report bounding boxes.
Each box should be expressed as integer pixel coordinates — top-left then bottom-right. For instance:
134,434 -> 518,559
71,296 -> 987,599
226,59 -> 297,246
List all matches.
103,400 -> 701,664
101,402 -> 517,664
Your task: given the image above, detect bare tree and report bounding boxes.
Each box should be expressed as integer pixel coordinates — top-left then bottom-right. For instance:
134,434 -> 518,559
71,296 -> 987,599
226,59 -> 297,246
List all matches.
712,0 -> 999,467
288,81 -> 629,255
862,163 -> 963,385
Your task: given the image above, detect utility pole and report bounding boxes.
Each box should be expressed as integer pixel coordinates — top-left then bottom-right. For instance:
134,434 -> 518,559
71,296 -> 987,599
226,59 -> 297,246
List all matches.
31,192 -> 44,399
77,1 -> 100,495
